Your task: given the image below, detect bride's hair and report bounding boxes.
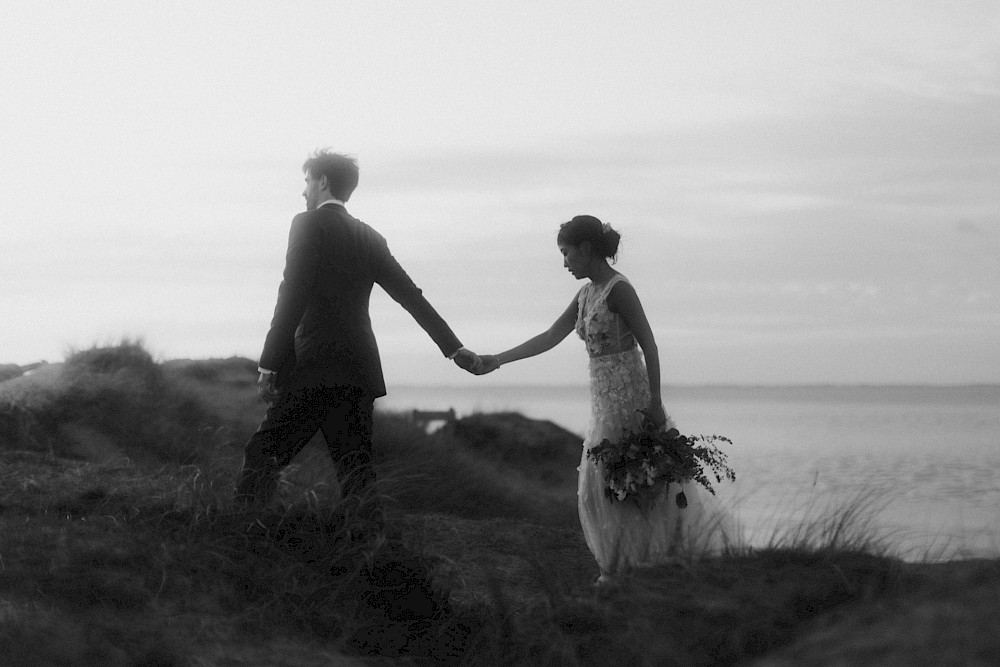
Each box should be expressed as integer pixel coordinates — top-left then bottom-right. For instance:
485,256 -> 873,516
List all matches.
557,215 -> 621,262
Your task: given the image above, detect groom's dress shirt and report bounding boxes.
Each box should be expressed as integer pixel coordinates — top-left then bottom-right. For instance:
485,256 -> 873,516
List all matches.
257,201 -> 462,397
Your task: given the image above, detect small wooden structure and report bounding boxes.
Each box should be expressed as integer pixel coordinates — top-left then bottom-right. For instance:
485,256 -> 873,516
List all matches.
411,408 -> 457,431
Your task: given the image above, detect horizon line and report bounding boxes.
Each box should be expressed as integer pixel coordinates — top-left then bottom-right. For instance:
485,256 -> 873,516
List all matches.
386,382 -> 1000,389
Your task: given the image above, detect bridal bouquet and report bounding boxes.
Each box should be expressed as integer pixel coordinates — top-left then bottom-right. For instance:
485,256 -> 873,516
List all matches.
586,421 -> 735,510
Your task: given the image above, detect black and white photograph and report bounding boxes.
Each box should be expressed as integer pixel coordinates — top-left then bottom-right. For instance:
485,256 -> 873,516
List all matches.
1,2 -> 998,664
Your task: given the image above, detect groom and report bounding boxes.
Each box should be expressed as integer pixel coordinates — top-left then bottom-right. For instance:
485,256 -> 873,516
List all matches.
235,149 -> 480,508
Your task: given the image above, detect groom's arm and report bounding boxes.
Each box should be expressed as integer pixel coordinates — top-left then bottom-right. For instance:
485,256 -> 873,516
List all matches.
372,236 -> 463,357
259,213 -> 317,375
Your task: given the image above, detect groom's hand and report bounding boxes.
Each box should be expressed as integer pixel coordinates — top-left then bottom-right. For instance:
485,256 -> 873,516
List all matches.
452,348 -> 483,374
257,371 -> 281,406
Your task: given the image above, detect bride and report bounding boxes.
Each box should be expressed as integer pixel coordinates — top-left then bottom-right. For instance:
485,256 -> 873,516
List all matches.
473,215 -> 730,583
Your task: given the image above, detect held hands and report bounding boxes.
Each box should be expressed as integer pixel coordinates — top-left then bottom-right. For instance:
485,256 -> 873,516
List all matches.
451,349 -> 500,376
477,355 -> 501,374
451,348 -> 483,374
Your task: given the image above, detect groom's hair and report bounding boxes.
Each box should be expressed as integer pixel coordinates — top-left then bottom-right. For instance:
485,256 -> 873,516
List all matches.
303,149 -> 360,202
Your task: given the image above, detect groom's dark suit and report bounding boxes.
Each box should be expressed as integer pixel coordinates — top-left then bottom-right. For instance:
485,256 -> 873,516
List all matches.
236,202 -> 462,505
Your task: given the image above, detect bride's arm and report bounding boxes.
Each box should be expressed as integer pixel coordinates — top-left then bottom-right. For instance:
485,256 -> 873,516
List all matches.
607,282 -> 666,424
489,294 -> 579,368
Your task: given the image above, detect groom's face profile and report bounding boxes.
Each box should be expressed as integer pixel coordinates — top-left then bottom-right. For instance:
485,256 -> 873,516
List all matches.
302,170 -> 326,211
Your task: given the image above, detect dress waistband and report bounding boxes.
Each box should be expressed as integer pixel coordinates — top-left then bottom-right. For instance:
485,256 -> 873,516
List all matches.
587,344 -> 639,360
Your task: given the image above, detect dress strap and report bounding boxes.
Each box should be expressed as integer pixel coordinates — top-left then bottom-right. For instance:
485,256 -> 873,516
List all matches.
596,274 -> 628,300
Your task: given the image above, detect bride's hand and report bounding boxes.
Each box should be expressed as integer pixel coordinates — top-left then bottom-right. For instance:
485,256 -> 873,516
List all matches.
642,402 -> 668,430
476,355 -> 500,375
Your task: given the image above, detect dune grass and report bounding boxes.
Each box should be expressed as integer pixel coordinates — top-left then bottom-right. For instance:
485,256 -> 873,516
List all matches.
0,445 -> 907,666
1,339 -> 233,467
1,342 -> 997,665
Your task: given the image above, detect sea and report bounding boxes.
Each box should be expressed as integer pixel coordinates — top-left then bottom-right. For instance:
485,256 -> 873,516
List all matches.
378,384 -> 1000,562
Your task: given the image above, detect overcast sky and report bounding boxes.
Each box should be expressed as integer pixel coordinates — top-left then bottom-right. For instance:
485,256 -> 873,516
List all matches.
2,1 -> 998,386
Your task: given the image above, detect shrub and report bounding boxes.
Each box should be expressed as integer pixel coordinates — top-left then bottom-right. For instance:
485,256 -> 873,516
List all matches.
164,356 -> 258,384
1,341 -> 230,466
64,338 -> 162,385
370,411 -> 577,525
442,411 -> 582,468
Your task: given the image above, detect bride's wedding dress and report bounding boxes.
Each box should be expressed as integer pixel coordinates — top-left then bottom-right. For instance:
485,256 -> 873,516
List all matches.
575,274 -> 730,576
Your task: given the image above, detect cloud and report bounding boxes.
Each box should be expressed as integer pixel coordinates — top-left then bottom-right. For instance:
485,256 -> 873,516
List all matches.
3,1 -> 998,382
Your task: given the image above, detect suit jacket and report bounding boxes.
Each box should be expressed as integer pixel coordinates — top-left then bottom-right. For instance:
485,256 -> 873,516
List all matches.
259,203 -> 462,398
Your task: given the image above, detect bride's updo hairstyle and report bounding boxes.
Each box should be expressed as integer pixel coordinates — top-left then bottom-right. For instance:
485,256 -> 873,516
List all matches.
557,215 -> 621,263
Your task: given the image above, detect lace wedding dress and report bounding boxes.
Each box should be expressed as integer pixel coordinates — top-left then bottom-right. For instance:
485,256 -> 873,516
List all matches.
576,274 -> 729,576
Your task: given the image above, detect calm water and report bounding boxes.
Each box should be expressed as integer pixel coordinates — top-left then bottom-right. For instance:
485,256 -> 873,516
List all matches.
379,384 -> 1000,561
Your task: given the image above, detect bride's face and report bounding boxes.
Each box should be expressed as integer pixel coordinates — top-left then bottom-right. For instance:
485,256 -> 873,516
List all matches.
559,241 -> 592,279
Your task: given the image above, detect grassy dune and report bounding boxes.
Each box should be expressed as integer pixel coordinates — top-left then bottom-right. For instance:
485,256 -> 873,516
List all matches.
1,342 -> 998,666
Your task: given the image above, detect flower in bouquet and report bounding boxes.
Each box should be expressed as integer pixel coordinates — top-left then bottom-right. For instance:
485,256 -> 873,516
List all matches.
586,419 -> 735,510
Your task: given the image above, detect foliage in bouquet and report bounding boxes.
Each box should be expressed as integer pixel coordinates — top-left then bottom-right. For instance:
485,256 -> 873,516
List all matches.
586,421 -> 735,510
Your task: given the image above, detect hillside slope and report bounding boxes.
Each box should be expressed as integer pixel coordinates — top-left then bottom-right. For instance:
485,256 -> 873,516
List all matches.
2,344 -> 998,665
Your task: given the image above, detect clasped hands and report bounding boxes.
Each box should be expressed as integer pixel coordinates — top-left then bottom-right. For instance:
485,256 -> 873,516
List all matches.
452,348 -> 499,376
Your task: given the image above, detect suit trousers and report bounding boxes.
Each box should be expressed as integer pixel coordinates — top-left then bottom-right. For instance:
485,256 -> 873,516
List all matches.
235,383 -> 375,506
